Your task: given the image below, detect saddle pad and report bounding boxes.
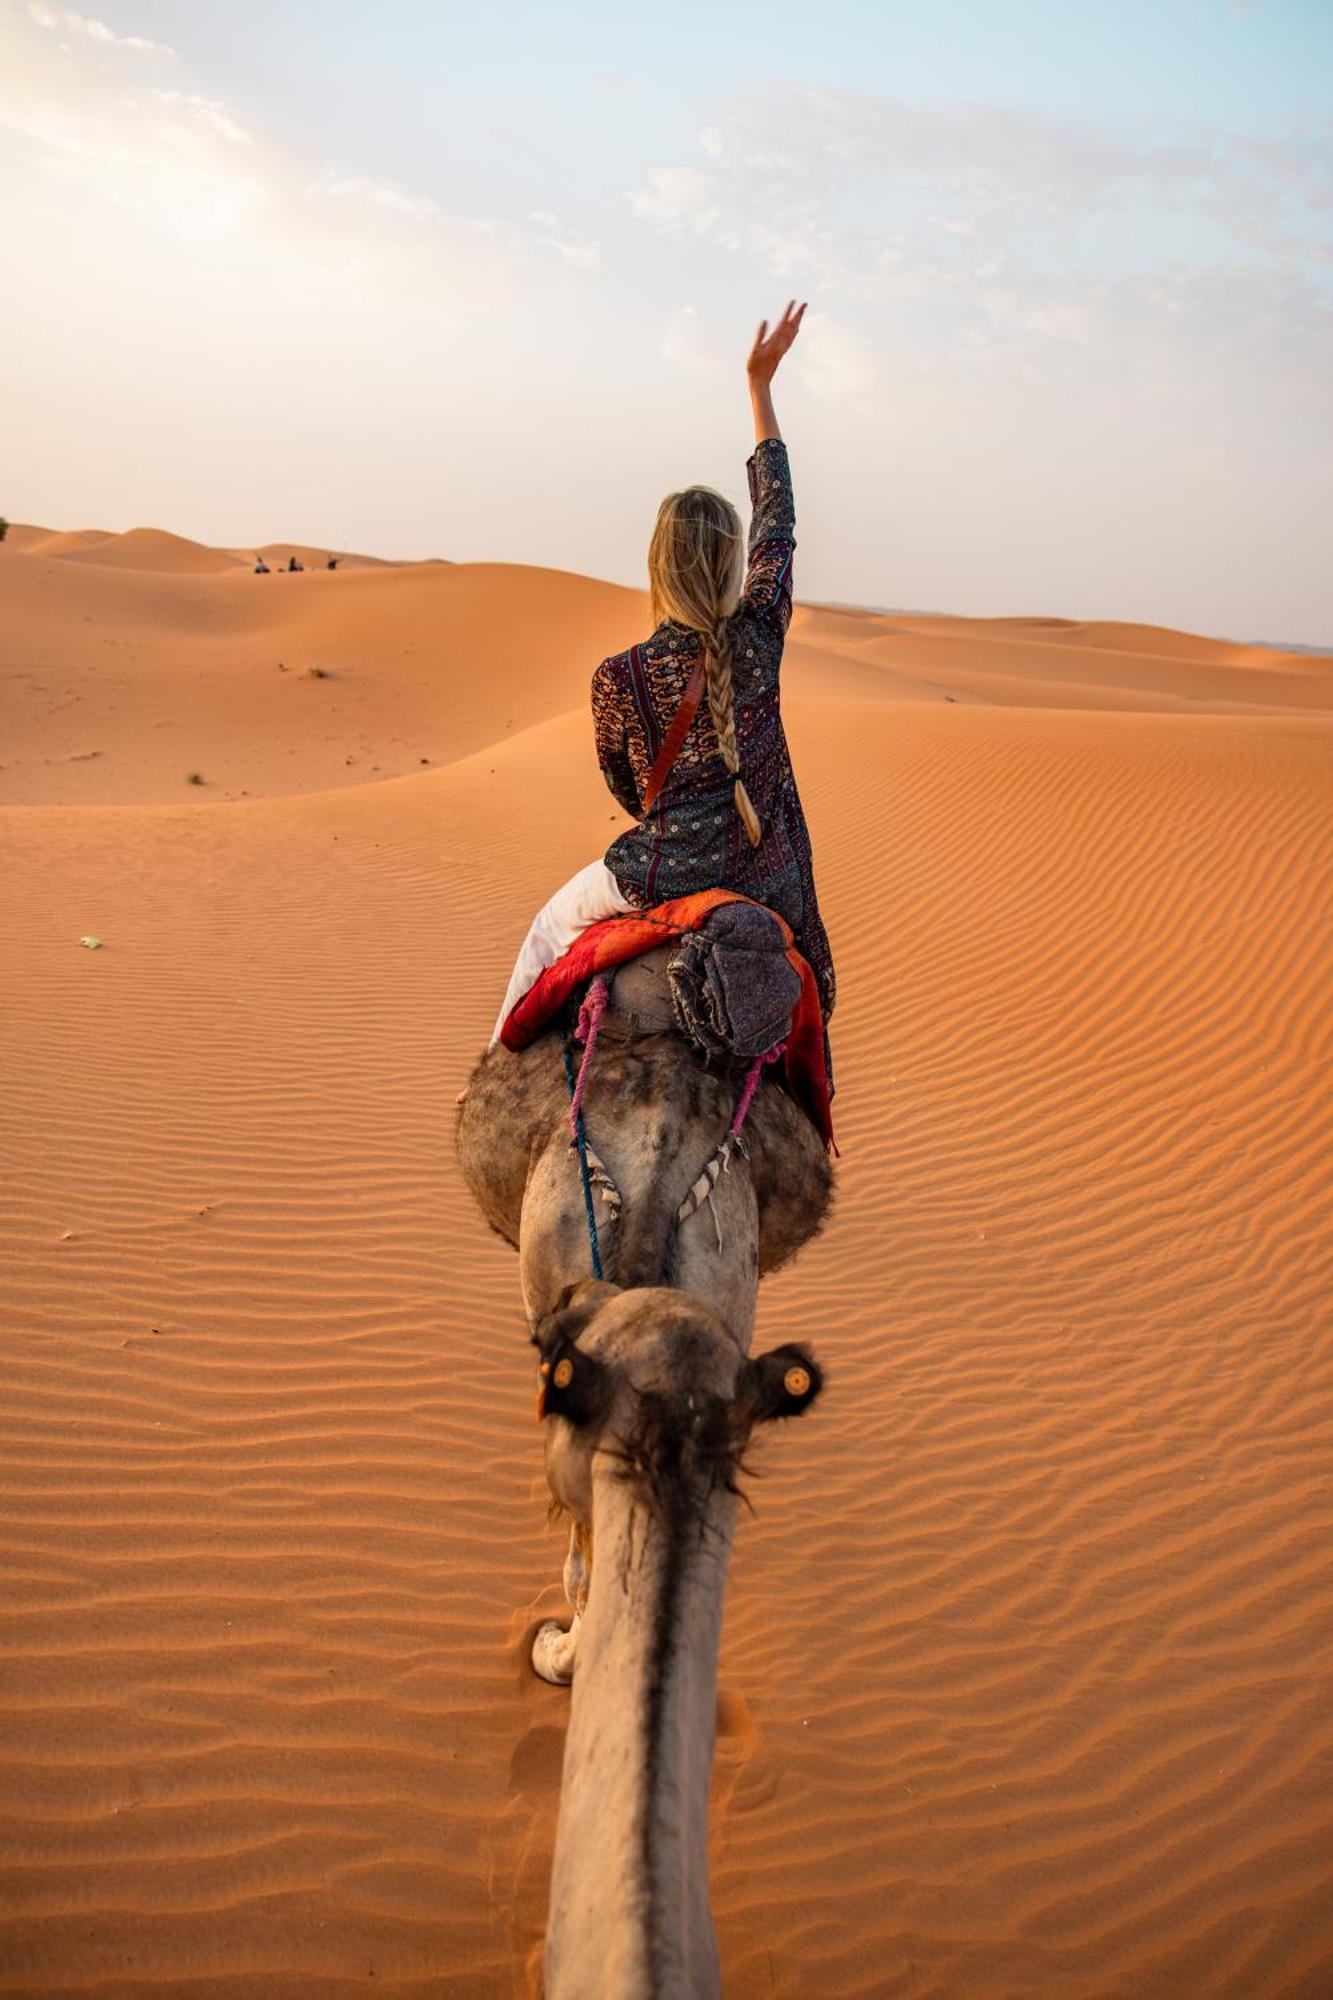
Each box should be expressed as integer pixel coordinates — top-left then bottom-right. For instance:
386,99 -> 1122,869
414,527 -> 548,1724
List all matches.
499,888 -> 834,1152
669,902 -> 802,1060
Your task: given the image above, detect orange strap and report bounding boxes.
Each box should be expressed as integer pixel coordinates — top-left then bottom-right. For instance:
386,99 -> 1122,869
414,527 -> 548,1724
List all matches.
640,656 -> 707,814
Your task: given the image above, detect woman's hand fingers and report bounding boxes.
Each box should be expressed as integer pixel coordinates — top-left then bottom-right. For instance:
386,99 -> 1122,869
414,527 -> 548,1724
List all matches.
776,299 -> 807,351
748,300 -> 808,380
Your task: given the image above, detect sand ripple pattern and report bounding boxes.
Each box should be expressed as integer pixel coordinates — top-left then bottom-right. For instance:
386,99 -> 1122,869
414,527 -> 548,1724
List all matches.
1,567 -> 1331,1996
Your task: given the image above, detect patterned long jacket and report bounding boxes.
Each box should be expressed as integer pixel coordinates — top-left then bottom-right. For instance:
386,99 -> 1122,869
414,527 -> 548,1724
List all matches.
591,436 -> 836,1023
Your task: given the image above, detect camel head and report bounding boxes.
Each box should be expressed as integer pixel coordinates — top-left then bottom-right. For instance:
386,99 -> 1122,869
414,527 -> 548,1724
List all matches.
532,1277 -> 823,1523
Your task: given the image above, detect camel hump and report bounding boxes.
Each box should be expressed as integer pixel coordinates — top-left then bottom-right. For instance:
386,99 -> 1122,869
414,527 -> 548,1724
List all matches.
600,945 -> 678,1038
600,905 -> 800,1063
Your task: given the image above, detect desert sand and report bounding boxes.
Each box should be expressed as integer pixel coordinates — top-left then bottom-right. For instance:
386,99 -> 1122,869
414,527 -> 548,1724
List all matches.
1,520 -> 1331,1997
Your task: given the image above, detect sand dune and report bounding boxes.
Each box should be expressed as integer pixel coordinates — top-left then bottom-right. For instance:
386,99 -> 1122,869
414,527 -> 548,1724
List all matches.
4,530 -> 1328,809
5,522 -> 411,573
48,526 -> 249,574
7,526 -> 116,557
1,524 -> 1331,1997
1,543 -> 647,806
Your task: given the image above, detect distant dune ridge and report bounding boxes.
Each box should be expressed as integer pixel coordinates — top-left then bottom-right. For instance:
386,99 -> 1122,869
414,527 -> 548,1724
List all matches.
1,519 -> 1331,1997
3,521 -> 1329,808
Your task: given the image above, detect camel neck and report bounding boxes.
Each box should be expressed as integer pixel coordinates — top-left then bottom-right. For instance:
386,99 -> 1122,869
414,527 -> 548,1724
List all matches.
543,1451 -> 739,2000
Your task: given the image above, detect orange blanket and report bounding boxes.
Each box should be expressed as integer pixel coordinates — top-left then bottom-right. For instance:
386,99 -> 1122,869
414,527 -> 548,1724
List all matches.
499,888 -> 834,1152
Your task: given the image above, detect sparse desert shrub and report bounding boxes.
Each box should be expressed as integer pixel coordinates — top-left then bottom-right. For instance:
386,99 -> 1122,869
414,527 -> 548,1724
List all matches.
0,519 -> 9,542
186,771 -> 204,785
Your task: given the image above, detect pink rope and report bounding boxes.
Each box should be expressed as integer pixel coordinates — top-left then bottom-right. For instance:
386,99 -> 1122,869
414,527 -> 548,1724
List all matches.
729,1039 -> 786,1140
569,977 -> 610,1136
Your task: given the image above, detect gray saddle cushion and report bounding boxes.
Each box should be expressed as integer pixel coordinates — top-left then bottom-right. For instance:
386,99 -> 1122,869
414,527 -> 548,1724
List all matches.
667,903 -> 801,1061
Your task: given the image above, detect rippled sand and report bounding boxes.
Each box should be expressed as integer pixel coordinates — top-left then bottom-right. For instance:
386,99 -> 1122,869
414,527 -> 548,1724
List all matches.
2,521 -> 1330,1997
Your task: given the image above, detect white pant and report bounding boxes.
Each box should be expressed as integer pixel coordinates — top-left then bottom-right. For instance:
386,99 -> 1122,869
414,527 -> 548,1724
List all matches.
491,858 -> 632,1045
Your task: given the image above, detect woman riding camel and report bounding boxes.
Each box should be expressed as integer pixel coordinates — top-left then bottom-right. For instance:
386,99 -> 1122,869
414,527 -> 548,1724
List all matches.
489,298 -> 835,1058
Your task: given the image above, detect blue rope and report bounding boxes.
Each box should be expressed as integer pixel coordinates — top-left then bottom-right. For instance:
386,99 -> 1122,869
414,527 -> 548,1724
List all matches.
562,1040 -> 603,1280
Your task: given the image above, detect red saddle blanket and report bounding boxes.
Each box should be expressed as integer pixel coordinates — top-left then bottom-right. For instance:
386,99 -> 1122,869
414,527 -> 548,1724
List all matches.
499,888 -> 834,1152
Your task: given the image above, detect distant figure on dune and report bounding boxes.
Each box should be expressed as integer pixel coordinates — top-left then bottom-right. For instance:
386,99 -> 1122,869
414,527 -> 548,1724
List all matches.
286,555 -> 303,572
326,556 -> 339,570
487,299 -> 834,1064
253,555 -> 270,574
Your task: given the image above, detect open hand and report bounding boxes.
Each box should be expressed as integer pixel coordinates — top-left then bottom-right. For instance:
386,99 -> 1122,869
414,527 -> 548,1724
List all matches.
747,300 -> 807,384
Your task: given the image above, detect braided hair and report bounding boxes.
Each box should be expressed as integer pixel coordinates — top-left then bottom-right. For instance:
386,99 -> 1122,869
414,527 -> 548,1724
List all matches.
647,481 -> 762,848
704,612 -> 762,847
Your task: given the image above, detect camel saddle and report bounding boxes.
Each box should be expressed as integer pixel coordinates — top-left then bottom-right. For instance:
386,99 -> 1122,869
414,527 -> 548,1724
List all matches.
498,888 -> 834,1151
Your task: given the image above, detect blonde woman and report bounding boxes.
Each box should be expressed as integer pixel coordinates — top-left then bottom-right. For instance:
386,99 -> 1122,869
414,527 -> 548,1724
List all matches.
489,298 -> 835,1048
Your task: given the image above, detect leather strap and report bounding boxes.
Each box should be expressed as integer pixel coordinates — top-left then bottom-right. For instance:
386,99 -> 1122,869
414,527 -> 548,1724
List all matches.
641,654 -> 708,813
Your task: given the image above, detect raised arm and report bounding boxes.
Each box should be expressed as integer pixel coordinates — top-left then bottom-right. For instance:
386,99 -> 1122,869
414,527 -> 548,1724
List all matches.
740,437 -> 796,629
747,299 -> 806,446
740,300 -> 806,628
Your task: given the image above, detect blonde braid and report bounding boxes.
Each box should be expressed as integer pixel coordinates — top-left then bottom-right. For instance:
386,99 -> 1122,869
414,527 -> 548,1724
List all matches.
705,613 -> 762,847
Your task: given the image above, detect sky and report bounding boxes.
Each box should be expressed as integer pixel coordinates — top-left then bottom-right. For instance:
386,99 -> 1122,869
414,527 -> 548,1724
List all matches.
1,0 -> 1330,644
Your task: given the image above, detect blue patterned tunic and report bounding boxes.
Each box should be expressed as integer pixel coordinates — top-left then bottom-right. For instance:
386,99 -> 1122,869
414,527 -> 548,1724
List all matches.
591,436 -> 836,1021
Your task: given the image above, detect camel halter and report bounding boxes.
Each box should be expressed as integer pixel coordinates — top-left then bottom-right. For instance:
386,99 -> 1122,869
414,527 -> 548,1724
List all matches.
560,974 -> 786,1275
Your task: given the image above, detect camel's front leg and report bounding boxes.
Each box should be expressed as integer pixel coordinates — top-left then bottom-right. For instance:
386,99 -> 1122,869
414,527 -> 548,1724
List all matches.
532,1521 -> 591,1685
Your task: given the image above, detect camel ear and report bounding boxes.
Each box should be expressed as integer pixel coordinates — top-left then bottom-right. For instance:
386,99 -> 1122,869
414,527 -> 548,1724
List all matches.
536,1278 -> 620,1354
533,1281 -> 618,1427
538,1341 -> 608,1427
739,1343 -> 823,1423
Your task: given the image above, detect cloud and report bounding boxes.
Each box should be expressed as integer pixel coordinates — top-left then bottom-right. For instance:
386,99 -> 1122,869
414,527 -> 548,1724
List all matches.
629,165 -> 722,230
1019,300 -> 1095,346
528,208 -> 603,269
784,311 -> 882,401
26,2 -> 172,57
323,173 -> 441,222
660,303 -> 717,371
0,3 -> 598,293
152,91 -> 252,147
0,28 -> 264,241
657,297 -> 879,405
625,85 -> 1333,390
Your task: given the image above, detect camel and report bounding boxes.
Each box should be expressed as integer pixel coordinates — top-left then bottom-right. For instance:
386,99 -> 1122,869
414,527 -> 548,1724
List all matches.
456,941 -> 833,1999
